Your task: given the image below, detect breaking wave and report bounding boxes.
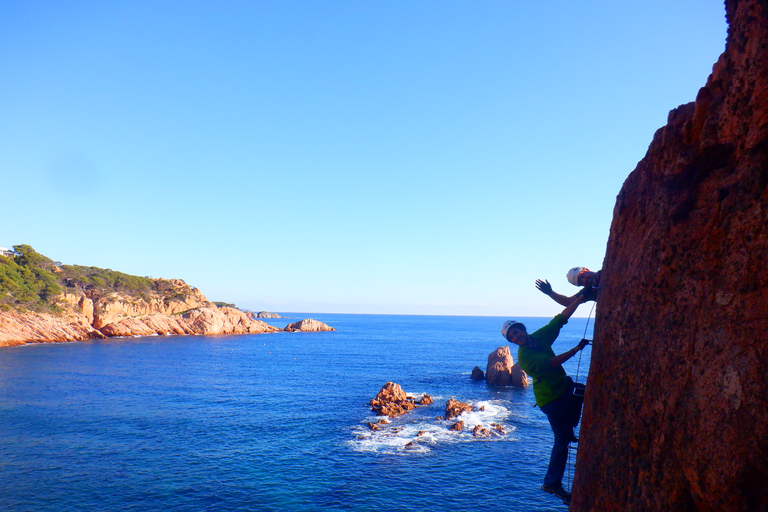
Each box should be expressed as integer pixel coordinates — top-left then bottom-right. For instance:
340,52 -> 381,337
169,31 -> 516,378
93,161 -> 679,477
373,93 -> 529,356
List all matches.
348,396 -> 516,455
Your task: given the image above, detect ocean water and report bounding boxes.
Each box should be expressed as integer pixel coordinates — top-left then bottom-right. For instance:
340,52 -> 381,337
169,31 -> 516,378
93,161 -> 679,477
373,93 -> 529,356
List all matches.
0,313 -> 593,512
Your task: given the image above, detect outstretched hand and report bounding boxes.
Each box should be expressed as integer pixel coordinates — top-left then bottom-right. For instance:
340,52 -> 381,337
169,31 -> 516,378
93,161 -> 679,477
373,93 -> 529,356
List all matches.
577,338 -> 591,350
535,279 -> 552,296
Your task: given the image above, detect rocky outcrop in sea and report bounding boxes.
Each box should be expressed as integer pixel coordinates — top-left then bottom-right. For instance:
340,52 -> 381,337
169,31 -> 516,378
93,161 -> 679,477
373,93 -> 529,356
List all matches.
283,318 -> 336,332
484,346 -> 529,387
249,311 -> 282,319
369,382 -> 432,417
365,382 -> 503,444
571,1 -> 768,510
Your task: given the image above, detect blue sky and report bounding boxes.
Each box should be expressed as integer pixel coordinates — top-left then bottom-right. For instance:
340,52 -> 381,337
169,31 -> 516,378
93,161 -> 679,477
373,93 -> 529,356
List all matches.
1,1 -> 727,316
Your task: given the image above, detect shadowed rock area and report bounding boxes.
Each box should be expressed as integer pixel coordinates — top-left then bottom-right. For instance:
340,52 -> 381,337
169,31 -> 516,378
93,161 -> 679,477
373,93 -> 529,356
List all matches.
572,1 -> 768,510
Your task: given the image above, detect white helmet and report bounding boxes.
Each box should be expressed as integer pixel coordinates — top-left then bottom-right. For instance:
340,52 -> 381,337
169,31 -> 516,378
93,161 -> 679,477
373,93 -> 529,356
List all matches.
501,320 -> 526,339
567,267 -> 588,286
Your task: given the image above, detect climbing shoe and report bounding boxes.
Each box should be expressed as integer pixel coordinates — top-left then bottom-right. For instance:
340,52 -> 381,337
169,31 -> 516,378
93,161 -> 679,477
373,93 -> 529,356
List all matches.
542,483 -> 571,501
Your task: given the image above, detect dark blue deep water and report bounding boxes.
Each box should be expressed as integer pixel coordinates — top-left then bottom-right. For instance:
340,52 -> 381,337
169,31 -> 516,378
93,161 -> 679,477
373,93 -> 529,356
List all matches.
0,313 -> 593,511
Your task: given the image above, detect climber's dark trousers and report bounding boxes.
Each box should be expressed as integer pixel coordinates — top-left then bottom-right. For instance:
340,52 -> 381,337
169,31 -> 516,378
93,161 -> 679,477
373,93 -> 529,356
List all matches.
539,390 -> 581,487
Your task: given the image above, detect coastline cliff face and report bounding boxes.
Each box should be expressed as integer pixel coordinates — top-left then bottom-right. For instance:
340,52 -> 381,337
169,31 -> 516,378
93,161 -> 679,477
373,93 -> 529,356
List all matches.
0,284 -> 279,347
0,258 -> 280,346
572,1 -> 768,510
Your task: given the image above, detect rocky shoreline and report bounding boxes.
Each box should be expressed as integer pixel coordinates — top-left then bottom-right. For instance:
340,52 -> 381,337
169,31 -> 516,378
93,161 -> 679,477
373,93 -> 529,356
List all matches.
0,304 -> 335,347
0,276 -> 334,347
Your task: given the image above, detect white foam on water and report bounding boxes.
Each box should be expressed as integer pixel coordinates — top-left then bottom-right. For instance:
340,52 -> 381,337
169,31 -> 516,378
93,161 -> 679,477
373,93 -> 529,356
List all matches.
347,398 -> 516,455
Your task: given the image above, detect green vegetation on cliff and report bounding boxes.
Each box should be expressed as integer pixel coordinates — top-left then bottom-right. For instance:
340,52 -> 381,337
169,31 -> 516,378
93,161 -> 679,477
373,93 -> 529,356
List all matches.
0,245 -> 62,311
60,264 -> 156,297
0,245 -> 190,312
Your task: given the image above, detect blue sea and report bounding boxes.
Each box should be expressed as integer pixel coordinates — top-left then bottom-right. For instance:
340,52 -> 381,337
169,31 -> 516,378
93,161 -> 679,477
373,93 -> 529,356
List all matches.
0,313 -> 593,512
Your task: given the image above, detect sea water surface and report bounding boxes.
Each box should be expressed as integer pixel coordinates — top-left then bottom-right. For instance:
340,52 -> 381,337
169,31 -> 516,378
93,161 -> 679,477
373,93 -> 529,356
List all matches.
0,313 -> 593,511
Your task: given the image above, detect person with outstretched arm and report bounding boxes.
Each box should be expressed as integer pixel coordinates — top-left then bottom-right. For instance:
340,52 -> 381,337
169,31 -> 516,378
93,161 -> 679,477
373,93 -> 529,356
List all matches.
536,266 -> 601,306
500,293 -> 590,504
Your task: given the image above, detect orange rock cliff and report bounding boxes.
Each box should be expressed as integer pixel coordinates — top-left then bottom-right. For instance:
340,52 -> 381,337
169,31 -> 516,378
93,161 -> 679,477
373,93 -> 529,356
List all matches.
0,272 -> 279,347
572,0 -> 768,510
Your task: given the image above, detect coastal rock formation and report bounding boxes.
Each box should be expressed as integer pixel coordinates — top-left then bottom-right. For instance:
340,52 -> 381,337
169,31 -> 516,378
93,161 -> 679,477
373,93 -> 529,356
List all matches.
485,346 -> 529,387
445,399 -> 472,420
251,311 -> 281,319
84,280 -> 210,330
0,309 -> 105,346
98,307 -> 279,337
370,382 -> 416,417
470,366 -> 485,380
283,318 -> 336,332
572,1 -> 768,510
369,382 -> 431,417
0,266 -> 283,346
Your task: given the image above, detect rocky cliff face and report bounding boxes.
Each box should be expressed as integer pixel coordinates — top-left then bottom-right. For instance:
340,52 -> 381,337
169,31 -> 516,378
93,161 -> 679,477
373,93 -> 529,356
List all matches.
572,1 -> 768,510
0,278 -> 279,346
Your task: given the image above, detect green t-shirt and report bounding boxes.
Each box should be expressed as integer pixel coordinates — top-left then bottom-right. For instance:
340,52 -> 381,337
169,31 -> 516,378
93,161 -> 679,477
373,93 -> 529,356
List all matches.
517,314 -> 569,407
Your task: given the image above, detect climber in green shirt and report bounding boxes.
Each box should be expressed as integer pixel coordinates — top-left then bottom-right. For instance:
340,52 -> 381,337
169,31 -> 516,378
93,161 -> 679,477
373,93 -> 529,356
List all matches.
501,293 -> 590,504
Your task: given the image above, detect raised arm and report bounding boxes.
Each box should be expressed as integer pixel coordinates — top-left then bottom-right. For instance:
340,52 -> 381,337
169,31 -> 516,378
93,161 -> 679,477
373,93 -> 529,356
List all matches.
560,293 -> 586,320
549,294 -> 589,367
535,279 -> 582,307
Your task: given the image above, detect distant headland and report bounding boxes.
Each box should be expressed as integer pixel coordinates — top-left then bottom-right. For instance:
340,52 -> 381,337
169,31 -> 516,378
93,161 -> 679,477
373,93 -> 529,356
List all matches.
0,245 -> 333,347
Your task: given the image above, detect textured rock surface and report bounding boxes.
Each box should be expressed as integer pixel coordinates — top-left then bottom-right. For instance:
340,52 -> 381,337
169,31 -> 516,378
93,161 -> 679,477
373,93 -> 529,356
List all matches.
88,279 -> 210,330
369,382 -> 422,417
251,311 -> 281,319
572,1 -> 768,510
99,307 -> 278,337
283,318 -> 336,332
485,346 -> 529,387
445,399 -> 472,420
0,279 -> 281,346
0,310 -> 105,346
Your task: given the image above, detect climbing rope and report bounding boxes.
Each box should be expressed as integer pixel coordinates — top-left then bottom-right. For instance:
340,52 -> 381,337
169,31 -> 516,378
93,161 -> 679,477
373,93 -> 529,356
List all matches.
566,301 -> 596,495
574,300 -> 596,384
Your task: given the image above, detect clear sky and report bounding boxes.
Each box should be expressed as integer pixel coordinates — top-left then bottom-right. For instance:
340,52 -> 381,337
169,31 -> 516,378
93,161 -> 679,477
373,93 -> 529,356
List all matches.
1,1 -> 727,316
